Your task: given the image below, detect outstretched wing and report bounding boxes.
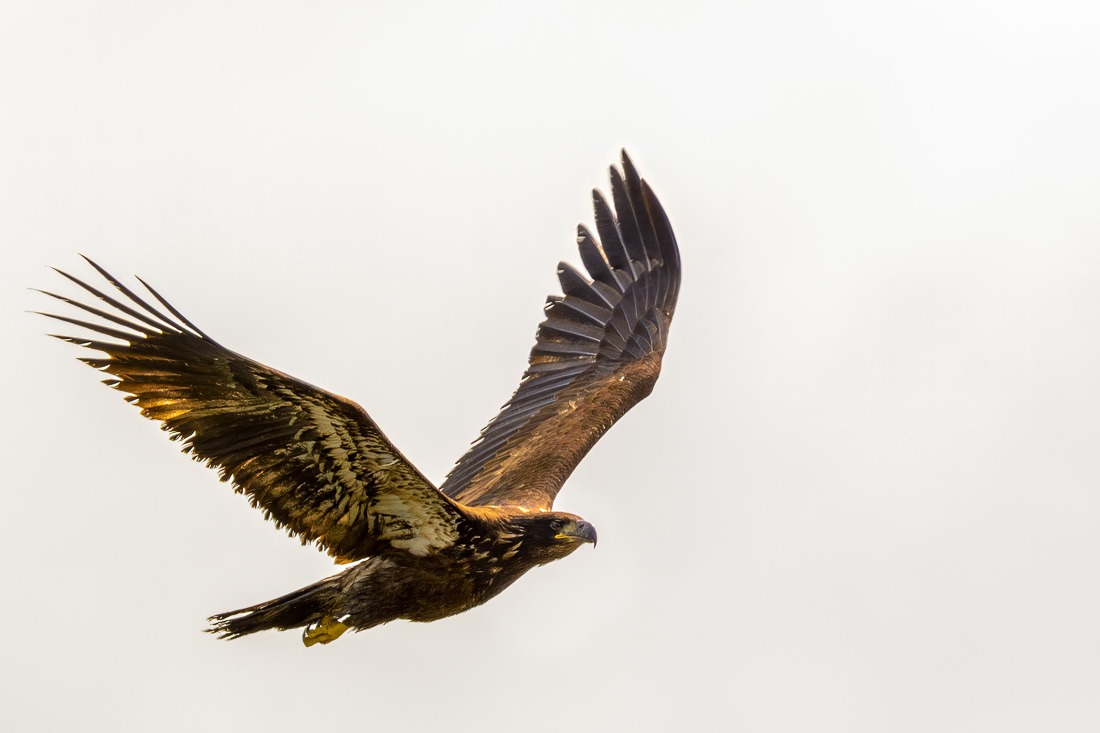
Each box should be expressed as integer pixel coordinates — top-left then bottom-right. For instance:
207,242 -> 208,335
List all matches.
38,260 -> 465,562
441,151 -> 680,510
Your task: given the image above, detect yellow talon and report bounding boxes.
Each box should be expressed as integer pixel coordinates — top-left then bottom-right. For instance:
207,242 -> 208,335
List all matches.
302,616 -> 349,647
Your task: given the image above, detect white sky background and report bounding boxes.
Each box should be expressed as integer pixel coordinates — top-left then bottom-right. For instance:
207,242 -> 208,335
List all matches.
2,1 -> 1099,730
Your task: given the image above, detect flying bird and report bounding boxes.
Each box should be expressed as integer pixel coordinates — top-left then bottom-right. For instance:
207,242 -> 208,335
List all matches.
39,151 -> 681,645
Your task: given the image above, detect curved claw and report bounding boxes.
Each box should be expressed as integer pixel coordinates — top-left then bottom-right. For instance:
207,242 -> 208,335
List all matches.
302,615 -> 349,647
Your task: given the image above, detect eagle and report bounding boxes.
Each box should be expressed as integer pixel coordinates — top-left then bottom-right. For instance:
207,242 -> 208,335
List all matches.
39,151 -> 681,646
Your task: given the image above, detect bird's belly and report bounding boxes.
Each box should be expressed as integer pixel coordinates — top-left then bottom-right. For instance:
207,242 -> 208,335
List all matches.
401,574 -> 482,622
401,566 -> 531,622
340,552 -> 535,627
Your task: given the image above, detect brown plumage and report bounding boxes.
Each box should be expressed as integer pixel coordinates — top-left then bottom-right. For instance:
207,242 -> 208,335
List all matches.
39,151 -> 680,645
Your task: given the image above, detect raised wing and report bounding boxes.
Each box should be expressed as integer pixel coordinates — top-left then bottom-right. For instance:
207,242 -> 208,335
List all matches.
441,151 -> 680,510
38,259 -> 465,562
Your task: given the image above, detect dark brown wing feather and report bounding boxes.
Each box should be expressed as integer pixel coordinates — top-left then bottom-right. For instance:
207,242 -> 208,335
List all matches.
38,258 -> 466,562
441,151 -> 680,510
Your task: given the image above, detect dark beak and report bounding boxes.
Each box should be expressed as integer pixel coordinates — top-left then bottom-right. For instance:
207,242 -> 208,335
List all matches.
575,520 -> 598,547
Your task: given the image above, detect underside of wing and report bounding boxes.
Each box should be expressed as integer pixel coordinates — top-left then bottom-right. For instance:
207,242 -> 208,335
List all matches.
441,151 -> 681,510
38,260 -> 465,562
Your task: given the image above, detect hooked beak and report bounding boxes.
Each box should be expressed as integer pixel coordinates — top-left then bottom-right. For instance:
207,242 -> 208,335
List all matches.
555,520 -> 598,547
574,520 -> 598,547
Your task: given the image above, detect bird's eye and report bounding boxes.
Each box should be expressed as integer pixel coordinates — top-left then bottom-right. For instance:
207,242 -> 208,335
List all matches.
550,520 -> 563,531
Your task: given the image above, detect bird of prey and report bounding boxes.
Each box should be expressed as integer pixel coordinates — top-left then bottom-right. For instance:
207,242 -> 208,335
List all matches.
39,151 -> 681,646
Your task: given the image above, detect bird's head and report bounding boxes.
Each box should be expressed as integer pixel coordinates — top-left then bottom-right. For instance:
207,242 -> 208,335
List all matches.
511,511 -> 598,564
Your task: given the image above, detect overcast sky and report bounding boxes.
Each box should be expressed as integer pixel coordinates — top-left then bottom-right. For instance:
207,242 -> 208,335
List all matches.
3,2 -> 1099,731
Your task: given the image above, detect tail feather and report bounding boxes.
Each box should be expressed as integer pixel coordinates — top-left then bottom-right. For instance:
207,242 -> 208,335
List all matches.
207,575 -> 340,640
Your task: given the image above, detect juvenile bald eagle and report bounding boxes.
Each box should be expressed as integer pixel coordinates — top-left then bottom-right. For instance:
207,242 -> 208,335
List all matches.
39,151 -> 680,645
